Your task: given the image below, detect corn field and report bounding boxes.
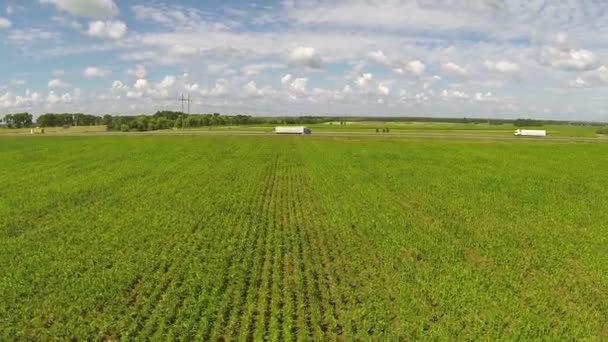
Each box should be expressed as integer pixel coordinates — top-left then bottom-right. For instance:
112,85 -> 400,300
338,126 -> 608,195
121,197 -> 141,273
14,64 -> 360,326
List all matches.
1,136 -> 607,340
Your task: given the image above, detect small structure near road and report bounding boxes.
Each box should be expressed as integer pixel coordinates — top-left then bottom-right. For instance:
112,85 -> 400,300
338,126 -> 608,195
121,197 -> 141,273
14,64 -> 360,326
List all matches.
514,129 -> 546,137
275,126 -> 311,135
30,127 -> 45,134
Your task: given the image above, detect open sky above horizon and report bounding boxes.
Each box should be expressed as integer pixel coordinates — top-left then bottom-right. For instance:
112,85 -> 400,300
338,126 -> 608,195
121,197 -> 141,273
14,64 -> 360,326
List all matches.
1,0 -> 608,121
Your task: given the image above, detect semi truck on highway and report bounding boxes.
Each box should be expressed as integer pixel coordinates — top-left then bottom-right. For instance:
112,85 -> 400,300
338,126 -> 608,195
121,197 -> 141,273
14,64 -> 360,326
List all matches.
514,129 -> 546,137
275,126 -> 312,135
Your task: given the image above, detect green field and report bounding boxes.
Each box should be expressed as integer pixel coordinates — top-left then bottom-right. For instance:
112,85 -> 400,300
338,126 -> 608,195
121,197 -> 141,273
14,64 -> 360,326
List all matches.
175,122 -> 603,138
1,136 -> 608,340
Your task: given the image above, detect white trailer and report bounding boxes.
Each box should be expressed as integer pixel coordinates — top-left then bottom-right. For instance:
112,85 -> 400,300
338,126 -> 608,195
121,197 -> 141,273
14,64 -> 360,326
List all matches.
274,126 -> 311,135
514,129 -> 546,137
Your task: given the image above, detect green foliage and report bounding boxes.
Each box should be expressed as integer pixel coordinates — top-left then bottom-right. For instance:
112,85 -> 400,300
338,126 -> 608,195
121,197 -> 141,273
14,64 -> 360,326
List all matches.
1,136 -> 607,339
2,112 -> 33,128
37,113 -> 102,127
596,126 -> 608,134
514,118 -> 544,127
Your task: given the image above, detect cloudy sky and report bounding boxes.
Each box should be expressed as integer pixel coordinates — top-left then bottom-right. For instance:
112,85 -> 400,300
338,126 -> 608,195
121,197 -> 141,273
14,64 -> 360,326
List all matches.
1,0 -> 608,120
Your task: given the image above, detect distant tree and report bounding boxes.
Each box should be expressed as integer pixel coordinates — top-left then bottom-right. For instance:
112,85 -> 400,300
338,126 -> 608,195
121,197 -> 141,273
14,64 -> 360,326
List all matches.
9,113 -> 33,128
514,119 -> 543,127
597,127 -> 608,134
4,114 -> 14,128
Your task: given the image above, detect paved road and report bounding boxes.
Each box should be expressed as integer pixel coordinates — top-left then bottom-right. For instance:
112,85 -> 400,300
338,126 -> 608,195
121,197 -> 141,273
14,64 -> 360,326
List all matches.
2,129 -> 607,143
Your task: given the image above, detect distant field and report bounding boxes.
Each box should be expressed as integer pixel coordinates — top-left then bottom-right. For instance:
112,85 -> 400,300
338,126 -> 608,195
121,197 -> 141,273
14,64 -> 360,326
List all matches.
0,122 -> 601,138
1,136 -> 608,340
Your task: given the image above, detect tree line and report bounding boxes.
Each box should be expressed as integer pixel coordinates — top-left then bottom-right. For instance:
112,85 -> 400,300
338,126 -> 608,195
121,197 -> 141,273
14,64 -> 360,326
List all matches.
104,111 -> 330,131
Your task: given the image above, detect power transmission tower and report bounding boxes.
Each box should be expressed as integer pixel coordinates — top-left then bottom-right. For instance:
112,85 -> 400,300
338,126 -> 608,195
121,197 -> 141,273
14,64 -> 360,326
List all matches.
178,93 -> 192,129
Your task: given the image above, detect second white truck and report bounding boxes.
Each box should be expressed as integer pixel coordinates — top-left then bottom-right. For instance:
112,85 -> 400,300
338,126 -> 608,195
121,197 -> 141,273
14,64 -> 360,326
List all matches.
514,129 -> 546,137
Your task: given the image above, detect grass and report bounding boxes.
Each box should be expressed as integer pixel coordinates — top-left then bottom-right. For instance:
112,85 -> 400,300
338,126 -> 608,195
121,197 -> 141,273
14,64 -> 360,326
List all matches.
1,135 -> 607,339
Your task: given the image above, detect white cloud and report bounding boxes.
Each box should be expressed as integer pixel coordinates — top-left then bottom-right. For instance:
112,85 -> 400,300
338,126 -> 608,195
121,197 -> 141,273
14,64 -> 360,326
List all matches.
0,17 -> 11,29
368,50 -> 390,66
441,62 -> 468,77
84,67 -> 111,78
377,82 -> 390,95
368,50 -> 426,76
569,77 -> 588,88
0,90 -> 44,110
243,81 -> 274,97
126,65 -> 147,79
40,0 -> 118,19
484,60 -> 521,75
287,46 -> 321,69
593,66 -> 608,83
441,89 -> 470,100
539,46 -> 596,71
474,92 -> 497,102
158,75 -> 176,89
355,73 -> 373,89
169,44 -> 199,57
395,60 -> 426,76
206,79 -> 230,97
134,79 -> 148,90
281,74 -> 308,97
87,20 -> 127,40
48,79 -> 70,89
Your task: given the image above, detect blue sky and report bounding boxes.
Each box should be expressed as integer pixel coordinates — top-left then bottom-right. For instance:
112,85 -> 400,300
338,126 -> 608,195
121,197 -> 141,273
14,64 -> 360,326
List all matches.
1,0 -> 608,121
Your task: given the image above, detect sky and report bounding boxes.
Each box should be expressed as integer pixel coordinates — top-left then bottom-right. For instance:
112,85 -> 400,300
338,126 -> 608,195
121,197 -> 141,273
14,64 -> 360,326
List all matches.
1,0 -> 608,121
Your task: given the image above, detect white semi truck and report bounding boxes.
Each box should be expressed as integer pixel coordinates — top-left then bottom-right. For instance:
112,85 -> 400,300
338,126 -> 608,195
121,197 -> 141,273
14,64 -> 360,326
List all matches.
514,129 -> 546,137
274,126 -> 312,135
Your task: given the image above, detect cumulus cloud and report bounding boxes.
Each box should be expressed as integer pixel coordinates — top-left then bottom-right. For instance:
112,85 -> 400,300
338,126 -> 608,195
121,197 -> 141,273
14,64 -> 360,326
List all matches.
84,67 -> 111,78
484,60 -> 521,75
441,62 -> 468,77
134,79 -> 148,90
540,46 -> 596,70
87,20 -> 127,39
355,73 -> 373,89
353,72 -> 391,96
569,77 -> 588,88
539,46 -> 596,70
126,65 -> 147,79
441,89 -> 469,100
206,79 -> 230,97
0,17 -> 11,29
48,79 -> 70,89
46,90 -> 74,105
168,44 -> 200,58
395,60 -> 426,76
243,81 -> 274,97
0,90 -> 43,110
368,50 -> 390,65
368,50 -> 426,76
287,46 -> 321,69
281,74 -> 308,97
40,0 -> 118,19
535,33 -> 597,71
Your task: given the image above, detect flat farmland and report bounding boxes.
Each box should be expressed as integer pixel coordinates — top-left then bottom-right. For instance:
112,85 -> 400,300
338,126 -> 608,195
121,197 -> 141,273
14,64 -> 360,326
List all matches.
1,136 -> 608,340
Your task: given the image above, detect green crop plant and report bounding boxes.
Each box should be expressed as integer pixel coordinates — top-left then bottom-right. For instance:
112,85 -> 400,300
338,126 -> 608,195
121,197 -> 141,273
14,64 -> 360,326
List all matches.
1,135 -> 607,340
